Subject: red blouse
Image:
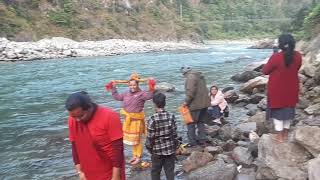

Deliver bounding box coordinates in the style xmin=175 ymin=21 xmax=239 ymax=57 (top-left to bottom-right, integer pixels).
xmin=262 ymin=51 xmax=302 ymax=108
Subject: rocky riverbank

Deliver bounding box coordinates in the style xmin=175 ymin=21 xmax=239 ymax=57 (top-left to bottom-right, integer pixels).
xmin=0 ymin=37 xmax=206 ymax=62
xmin=130 ymin=34 xmax=320 ymax=180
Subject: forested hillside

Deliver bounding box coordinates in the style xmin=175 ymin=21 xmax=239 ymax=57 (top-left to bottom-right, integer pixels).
xmin=0 ymin=0 xmax=318 ymax=41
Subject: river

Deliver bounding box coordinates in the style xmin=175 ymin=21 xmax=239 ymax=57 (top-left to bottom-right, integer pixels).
xmin=0 ymin=43 xmax=271 ymax=179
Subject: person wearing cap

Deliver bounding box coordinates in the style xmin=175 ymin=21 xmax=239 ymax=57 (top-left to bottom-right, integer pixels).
xmin=181 ymin=67 xmax=210 ymax=146
xmin=66 ymin=91 xmax=125 ymax=180
xmin=106 ymin=75 xmax=156 ymax=165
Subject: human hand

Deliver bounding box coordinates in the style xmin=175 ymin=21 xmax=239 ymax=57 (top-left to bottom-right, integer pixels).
xmin=78 ymin=171 xmax=86 ymax=180
xmin=105 ymin=81 xmax=114 ymax=91
xmin=148 ymin=78 xmax=156 ymax=91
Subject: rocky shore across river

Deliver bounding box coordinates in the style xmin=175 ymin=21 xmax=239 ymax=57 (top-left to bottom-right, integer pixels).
xmin=0 ymin=37 xmax=207 ymax=62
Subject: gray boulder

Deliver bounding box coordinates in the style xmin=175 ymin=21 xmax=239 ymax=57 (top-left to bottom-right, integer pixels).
xmin=304 ymin=103 xmax=320 ymax=115
xmin=232 ymin=146 xmax=254 ymax=166
xmin=187 ymin=159 xmax=237 ymax=180
xmin=231 ymin=71 xmax=262 ymax=82
xmin=308 ymin=155 xmax=320 ymax=180
xmin=182 ymin=151 xmax=214 ymax=172
xmin=240 ymin=77 xmax=268 ymax=94
xmin=224 ymin=90 xmax=240 ymax=103
xmin=294 ymin=126 xmax=320 ymax=157
xmin=258 ymin=134 xmax=312 ymax=180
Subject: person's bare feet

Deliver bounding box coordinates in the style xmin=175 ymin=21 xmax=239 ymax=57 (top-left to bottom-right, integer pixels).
xmin=283 ymin=129 xmax=289 ymax=141
xmin=271 ymin=133 xmax=284 ymax=143
xmin=131 ymin=157 xmax=141 ymax=165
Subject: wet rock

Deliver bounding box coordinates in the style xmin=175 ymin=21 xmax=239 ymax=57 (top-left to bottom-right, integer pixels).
xmin=182 ymin=151 xmax=213 ymax=172
xmin=204 ymin=146 xmax=223 ymax=156
xmin=240 ymin=77 xmax=268 ymax=94
xmin=255 ymin=165 xmax=277 ymax=180
xmin=308 ymin=155 xmax=320 ymax=180
xmin=232 ymin=146 xmax=254 ymax=166
xmin=258 ymin=134 xmax=312 ymax=180
xmin=231 ymin=71 xmax=262 ymax=82
xmin=294 ymin=126 xmax=320 ymax=157
xmin=224 ymin=90 xmax=240 ymax=103
xmin=216 ymin=154 xmax=235 ymax=164
xmin=218 ymin=125 xmax=232 ymax=141
xmin=156 ymin=82 xmax=176 ymax=92
xmin=221 ymin=139 xmax=237 ymax=152
xmin=187 ymin=159 xmax=237 ymax=180
xmin=205 ymin=125 xmax=220 ymax=137
xmin=222 ymin=87 xmax=234 ymax=93
xmin=248 ymin=94 xmax=265 ymax=104
xmin=237 ymin=141 xmax=251 ymax=147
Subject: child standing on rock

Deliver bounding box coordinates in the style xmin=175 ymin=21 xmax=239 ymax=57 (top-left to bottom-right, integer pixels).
xmin=146 ymin=92 xmax=179 ymax=180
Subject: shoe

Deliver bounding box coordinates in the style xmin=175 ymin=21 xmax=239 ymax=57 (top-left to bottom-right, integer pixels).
xmin=212 ymin=118 xmax=222 ymax=125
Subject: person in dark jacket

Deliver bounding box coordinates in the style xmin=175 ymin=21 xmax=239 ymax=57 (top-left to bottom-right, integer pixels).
xmin=181 ymin=67 xmax=210 ymax=146
xmin=262 ymin=34 xmax=302 ymax=143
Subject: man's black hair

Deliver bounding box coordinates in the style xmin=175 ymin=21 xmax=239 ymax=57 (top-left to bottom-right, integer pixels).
xmin=65 ymin=91 xmax=93 ymax=111
xmin=153 ymin=92 xmax=166 ymax=108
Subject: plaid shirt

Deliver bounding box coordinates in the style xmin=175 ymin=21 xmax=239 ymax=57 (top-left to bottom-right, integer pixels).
xmin=146 ymin=110 xmax=178 ymax=155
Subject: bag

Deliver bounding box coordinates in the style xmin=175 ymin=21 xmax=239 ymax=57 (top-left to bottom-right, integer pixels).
xmin=178 ymin=105 xmax=194 ymax=124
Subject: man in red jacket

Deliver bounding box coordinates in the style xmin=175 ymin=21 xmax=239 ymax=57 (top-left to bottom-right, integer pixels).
xmin=66 ymin=91 xmax=125 ymax=180
xmin=262 ymin=34 xmax=302 ymax=143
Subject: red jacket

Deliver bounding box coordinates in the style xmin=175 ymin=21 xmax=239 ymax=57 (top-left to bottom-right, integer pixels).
xmin=262 ymin=51 xmax=302 ymax=108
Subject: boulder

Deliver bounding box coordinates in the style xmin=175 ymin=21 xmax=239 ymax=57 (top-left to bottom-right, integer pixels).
xmin=182 ymin=151 xmax=214 ymax=172
xmin=231 ymin=71 xmax=262 ymax=82
xmin=232 ymin=146 xmax=254 ymax=166
xmin=204 ymin=146 xmax=223 ymax=156
xmin=308 ymin=155 xmax=320 ymax=180
xmin=205 ymin=125 xmax=220 ymax=137
xmin=245 ymin=58 xmax=268 ymax=72
xmin=180 ymin=146 xmax=204 ymax=156
xmin=235 ymin=122 xmax=257 ymax=134
xmin=187 ymin=159 xmax=237 ymax=180
xmin=224 ymin=90 xmax=240 ymax=103
xmin=258 ymin=134 xmax=312 ymax=180
xmin=247 ymin=112 xmax=270 ymax=136
xmin=222 ymin=87 xmax=234 ymax=93
xmin=221 ymin=139 xmax=237 ymax=152
xmin=155 ymin=82 xmax=175 ymax=92
xmin=257 ymin=98 xmax=267 ymax=111
xmin=304 ymin=103 xmax=320 ymax=115
xmin=248 ymin=39 xmax=275 ymax=49
xmin=294 ymin=126 xmax=320 ymax=157
xmin=248 ymin=94 xmax=265 ymax=104
xmin=240 ymin=77 xmax=268 ymax=94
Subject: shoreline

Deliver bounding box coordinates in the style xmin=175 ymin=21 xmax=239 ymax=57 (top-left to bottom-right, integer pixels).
xmin=0 ymin=37 xmax=275 ymax=62
xmin=0 ymin=37 xmax=209 ymax=62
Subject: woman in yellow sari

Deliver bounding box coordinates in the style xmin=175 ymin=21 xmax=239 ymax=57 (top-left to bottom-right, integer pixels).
xmin=107 ymin=77 xmax=155 ymax=165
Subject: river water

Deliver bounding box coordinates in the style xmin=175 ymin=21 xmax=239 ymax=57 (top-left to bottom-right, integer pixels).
xmin=0 ymin=43 xmax=271 ymax=179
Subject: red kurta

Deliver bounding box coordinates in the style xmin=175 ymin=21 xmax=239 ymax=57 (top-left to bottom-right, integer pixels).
xmin=69 ymin=105 xmax=125 ymax=180
xmin=262 ymin=51 xmax=302 ymax=108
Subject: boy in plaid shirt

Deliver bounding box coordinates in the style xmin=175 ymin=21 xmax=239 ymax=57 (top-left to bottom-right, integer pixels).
xmin=146 ymin=93 xmax=179 ymax=180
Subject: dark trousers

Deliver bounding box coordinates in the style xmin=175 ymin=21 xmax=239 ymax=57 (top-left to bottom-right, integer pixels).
xmin=208 ymin=105 xmax=223 ymax=119
xmin=187 ymin=108 xmax=207 ymax=145
xmin=151 ymin=154 xmax=175 ymax=180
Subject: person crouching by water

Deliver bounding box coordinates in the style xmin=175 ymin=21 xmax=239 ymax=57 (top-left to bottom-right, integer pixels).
xmin=262 ymin=34 xmax=302 ymax=143
xmin=66 ymin=91 xmax=125 ymax=180
xmin=146 ymin=93 xmax=179 ymax=180
xmin=108 ymin=78 xmax=155 ymax=165
xmin=208 ymin=85 xmax=228 ymax=125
